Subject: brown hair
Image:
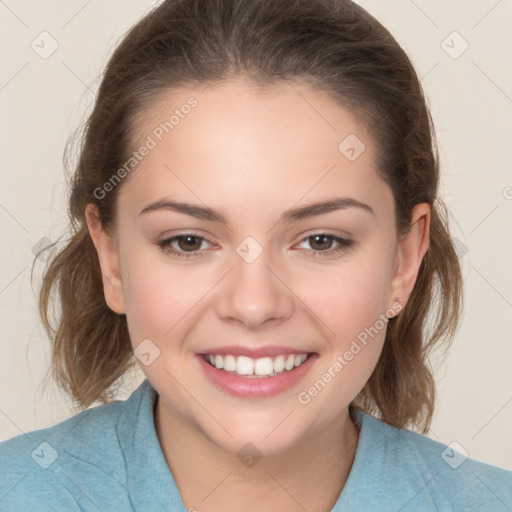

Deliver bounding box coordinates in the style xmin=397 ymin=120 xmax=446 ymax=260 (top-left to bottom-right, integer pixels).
xmin=38 ymin=0 xmax=462 ymax=432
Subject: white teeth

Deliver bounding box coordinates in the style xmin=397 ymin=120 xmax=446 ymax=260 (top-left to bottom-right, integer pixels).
xmin=205 ymin=352 xmax=310 ymax=377
xmin=273 ymin=355 xmax=285 ymax=373
xmin=224 ymin=354 xmax=236 ymax=372
xmin=236 ymin=356 xmax=254 ymax=375
xmin=255 ymin=357 xmax=274 ymax=376
xmin=214 ymin=354 xmax=224 ymax=369
xmin=285 ymin=354 xmax=295 ymax=371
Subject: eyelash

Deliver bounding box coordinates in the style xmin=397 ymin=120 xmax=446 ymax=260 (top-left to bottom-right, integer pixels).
xmin=156 ymin=233 xmax=354 ymax=260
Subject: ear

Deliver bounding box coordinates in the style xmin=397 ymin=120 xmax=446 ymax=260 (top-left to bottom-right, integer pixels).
xmin=389 ymin=203 xmax=431 ymax=308
xmin=85 ymin=203 xmax=126 ymax=314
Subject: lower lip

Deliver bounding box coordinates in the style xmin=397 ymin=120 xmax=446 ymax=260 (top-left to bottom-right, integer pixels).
xmin=196 ymin=354 xmax=318 ymax=399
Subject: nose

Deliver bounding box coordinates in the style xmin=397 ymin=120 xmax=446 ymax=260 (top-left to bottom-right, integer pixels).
xmin=215 ymin=245 xmax=295 ymax=330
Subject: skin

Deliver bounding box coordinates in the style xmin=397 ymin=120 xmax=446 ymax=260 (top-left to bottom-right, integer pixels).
xmin=86 ymin=78 xmax=430 ymax=512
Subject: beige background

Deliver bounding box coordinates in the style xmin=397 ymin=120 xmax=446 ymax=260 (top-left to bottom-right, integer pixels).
xmin=0 ymin=0 xmax=511 ymax=470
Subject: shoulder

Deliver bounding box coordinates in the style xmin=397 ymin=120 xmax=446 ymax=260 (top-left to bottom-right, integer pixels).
xmin=0 ymin=390 xmax=140 ymax=511
xmin=0 ymin=397 xmax=126 ymax=465
xmin=359 ymin=410 xmax=512 ymax=510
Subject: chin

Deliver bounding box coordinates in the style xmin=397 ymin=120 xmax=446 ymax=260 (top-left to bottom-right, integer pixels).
xmin=197 ymin=411 xmax=313 ymax=459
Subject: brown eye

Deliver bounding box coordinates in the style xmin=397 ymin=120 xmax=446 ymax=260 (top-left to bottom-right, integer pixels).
xmin=296 ymin=233 xmax=354 ymax=258
xmin=308 ymin=234 xmax=335 ymax=251
xmin=157 ymin=234 xmax=212 ymax=260
xmin=175 ymin=235 xmax=203 ymax=252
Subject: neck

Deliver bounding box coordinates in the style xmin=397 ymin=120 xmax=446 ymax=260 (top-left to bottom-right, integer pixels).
xmin=154 ymin=399 xmax=360 ymax=512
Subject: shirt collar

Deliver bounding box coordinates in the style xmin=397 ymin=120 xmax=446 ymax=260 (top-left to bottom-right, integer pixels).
xmin=117 ymin=378 xmax=185 ymax=510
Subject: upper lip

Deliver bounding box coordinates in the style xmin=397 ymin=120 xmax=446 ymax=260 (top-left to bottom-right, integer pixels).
xmin=198 ymin=345 xmax=313 ymax=358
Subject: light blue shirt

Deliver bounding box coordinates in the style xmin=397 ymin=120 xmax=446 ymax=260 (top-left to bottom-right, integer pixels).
xmin=0 ymin=379 xmax=510 ymax=511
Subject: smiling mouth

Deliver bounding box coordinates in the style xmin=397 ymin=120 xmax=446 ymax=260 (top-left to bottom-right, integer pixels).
xmin=202 ymin=353 xmax=311 ymax=378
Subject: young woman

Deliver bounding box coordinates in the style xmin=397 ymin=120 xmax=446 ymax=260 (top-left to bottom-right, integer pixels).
xmin=1 ymin=0 xmax=510 ymax=510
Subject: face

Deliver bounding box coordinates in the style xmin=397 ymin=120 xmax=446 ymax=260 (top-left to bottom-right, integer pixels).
xmin=87 ymin=78 xmax=429 ymax=456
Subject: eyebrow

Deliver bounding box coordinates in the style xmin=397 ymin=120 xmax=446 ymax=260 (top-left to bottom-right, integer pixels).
xmin=139 ymin=197 xmax=375 ymax=223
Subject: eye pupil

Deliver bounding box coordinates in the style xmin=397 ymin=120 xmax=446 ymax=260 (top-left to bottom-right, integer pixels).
xmin=310 ymin=235 xmax=332 ymax=251
xmin=178 ymin=235 xmax=202 ymax=251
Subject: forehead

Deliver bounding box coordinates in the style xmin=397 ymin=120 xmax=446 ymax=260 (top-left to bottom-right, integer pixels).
xmin=118 ymin=79 xmax=392 ymax=220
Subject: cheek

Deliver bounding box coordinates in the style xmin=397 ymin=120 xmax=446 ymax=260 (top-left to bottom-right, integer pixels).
xmin=297 ymin=264 xmax=390 ymax=417
xmin=298 ymin=245 xmax=393 ymax=401
xmin=124 ymin=273 xmax=183 ymax=342
xmin=305 ymin=250 xmax=394 ymax=340
xmin=120 ymin=249 xmax=219 ymax=347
